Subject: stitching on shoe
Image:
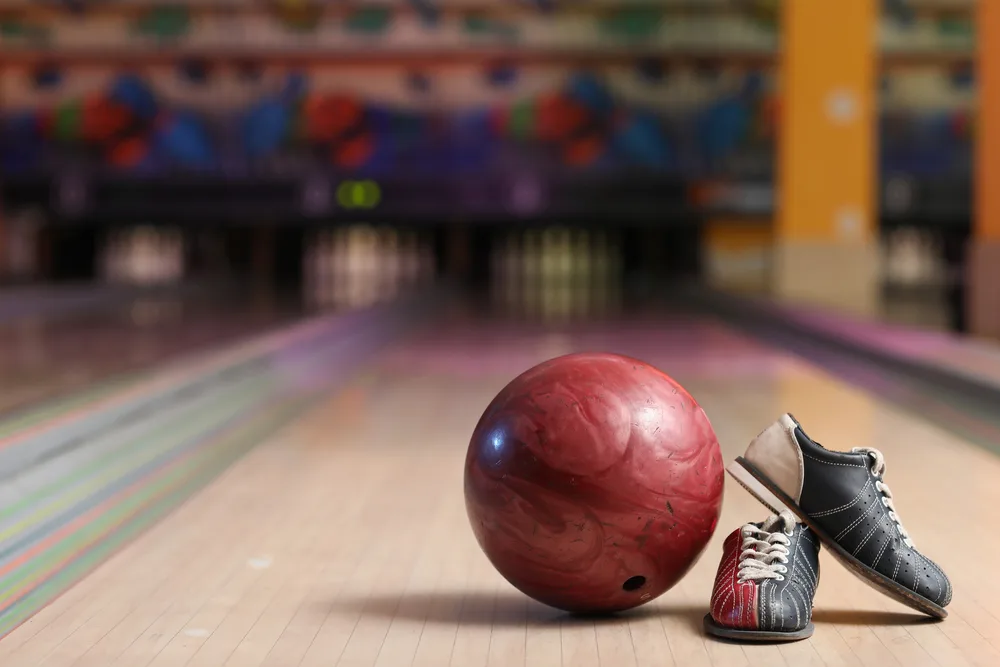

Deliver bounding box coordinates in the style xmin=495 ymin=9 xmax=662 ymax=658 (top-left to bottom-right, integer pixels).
xmin=835 ymin=496 xmax=879 ymax=541
xmin=802 ymin=452 xmax=867 ymax=468
xmin=872 ymin=531 xmax=892 ymax=569
xmin=810 ymin=479 xmax=872 ymax=517
xmin=919 ymin=554 xmax=950 ymax=605
xmin=797 ymin=543 xmax=818 ymax=586
xmin=853 ymin=513 xmax=887 ymax=556
xmin=788 ymin=579 xmax=810 ymax=627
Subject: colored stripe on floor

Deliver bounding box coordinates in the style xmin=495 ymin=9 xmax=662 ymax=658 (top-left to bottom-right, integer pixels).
xmin=0 ymin=302 xmax=426 ymax=641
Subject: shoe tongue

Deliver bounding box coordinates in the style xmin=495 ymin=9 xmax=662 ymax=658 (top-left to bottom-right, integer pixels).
xmin=760 ymin=510 xmax=796 ymax=534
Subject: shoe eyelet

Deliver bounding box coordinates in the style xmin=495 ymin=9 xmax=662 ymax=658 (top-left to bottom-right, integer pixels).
xmin=776 ymin=575 xmax=785 ymax=581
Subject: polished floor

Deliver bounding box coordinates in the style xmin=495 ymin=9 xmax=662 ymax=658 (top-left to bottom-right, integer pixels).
xmin=0 ymin=288 xmax=299 ymax=415
xmin=1 ymin=315 xmax=998 ymax=667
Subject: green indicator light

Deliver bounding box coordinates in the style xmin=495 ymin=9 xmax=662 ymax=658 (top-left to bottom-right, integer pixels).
xmin=336 ymin=180 xmax=382 ymax=209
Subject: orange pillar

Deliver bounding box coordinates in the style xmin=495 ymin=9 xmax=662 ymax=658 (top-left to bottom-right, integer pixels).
xmin=773 ymin=0 xmax=879 ymax=315
xmin=969 ymin=0 xmax=1000 ymax=337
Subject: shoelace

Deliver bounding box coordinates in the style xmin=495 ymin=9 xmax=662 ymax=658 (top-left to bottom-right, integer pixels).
xmin=852 ymin=447 xmax=914 ymax=549
xmin=737 ymin=510 xmax=796 ymax=583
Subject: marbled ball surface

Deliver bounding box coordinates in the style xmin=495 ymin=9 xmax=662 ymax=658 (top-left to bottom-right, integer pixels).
xmin=464 ymin=352 xmax=725 ymax=613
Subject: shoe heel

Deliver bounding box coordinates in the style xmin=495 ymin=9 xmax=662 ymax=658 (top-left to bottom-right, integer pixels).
xmin=727 ymin=460 xmax=793 ymax=515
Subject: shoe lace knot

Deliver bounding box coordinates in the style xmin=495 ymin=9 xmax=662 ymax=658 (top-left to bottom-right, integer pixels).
xmin=737 ymin=510 xmax=796 ymax=583
xmin=852 ymin=447 xmax=914 ymax=549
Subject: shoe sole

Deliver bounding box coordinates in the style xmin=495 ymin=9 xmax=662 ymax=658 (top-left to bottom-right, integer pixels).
xmin=703 ymin=614 xmax=814 ymax=642
xmin=727 ymin=457 xmax=948 ymax=620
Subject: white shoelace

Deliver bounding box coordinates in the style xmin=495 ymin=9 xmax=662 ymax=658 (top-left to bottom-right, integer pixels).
xmin=852 ymin=447 xmax=914 ymax=549
xmin=737 ymin=510 xmax=796 ymax=583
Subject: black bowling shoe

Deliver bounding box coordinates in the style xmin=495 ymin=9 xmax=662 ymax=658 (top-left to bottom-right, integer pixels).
xmin=728 ymin=414 xmax=951 ymax=619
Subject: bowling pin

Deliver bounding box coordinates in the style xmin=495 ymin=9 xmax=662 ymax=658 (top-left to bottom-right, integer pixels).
xmin=131 ymin=227 xmax=144 ymax=284
xmin=162 ymin=229 xmax=174 ymax=282
xmin=384 ymin=227 xmax=398 ymax=301
xmin=332 ymin=229 xmax=349 ymax=308
xmin=523 ymin=231 xmax=536 ymax=320
xmin=504 ymin=232 xmax=521 ymax=315
xmin=364 ymin=226 xmax=380 ymax=305
xmin=608 ymin=234 xmax=623 ymax=313
xmin=399 ymin=232 xmax=417 ymax=291
xmin=140 ymin=227 xmax=157 ymax=284
xmin=129 ymin=227 xmax=141 ymax=284
xmin=896 ymin=229 xmax=921 ymax=287
xmin=170 ymin=229 xmax=184 ymax=282
xmin=349 ymin=225 xmax=364 ymax=307
xmin=345 ymin=226 xmax=363 ymax=307
xmin=539 ymin=228 xmax=554 ymax=321
xmin=371 ymin=227 xmax=386 ymax=303
xmin=592 ymin=231 xmax=609 ymax=315
xmin=573 ymin=230 xmax=592 ymax=319
xmin=153 ymin=228 xmax=167 ymax=283
xmin=554 ymin=228 xmax=572 ymax=321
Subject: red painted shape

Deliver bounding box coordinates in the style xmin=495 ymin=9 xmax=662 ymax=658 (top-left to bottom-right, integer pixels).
xmin=710 ymin=528 xmax=760 ymax=629
xmin=464 ymin=352 xmax=725 ymax=613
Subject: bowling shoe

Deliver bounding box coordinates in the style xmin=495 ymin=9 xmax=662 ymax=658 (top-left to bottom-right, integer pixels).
xmin=729 ymin=414 xmax=951 ymax=619
xmin=704 ymin=510 xmax=820 ymax=642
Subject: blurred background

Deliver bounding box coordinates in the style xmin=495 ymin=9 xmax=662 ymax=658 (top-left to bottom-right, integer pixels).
xmin=0 ymin=0 xmax=987 ymax=332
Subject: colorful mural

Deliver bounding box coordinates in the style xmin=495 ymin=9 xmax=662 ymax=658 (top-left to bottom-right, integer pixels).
xmin=0 ymin=0 xmax=975 ymax=183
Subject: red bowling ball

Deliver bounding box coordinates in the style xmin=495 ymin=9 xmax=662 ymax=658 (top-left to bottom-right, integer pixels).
xmin=464 ymin=352 xmax=724 ymax=613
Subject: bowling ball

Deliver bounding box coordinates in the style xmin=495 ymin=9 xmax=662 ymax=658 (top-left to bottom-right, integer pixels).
xmin=464 ymin=353 xmax=724 ymax=614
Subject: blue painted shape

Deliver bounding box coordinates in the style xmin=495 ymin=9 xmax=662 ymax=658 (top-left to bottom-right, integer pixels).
xmin=155 ymin=112 xmax=215 ymax=169
xmin=242 ymin=99 xmax=291 ymax=158
xmin=109 ymin=74 xmax=158 ymax=121
xmin=567 ymin=72 xmax=615 ymax=116
xmin=699 ymin=98 xmax=751 ymax=161
xmin=614 ymin=112 xmax=672 ymax=169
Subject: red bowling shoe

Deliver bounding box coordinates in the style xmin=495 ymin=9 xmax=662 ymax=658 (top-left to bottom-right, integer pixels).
xmin=705 ymin=511 xmax=820 ymax=642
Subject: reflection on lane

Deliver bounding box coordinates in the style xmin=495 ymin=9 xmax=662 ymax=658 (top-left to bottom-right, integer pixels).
xmin=0 ymin=287 xmax=305 ymax=416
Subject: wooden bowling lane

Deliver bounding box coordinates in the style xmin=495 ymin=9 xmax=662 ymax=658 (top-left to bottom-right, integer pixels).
xmin=0 ymin=288 xmax=301 ymax=416
xmin=2 ymin=317 xmax=998 ymax=667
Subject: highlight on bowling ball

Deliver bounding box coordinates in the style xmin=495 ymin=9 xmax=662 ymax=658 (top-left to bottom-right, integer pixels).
xmin=464 ymin=352 xmax=724 ymax=614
